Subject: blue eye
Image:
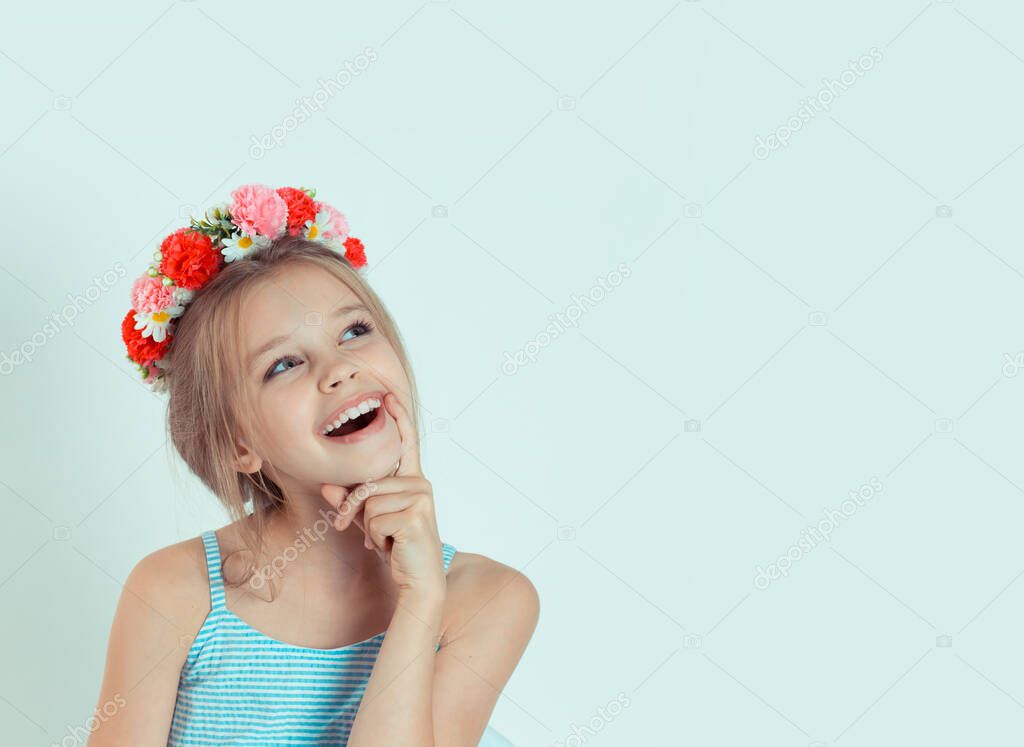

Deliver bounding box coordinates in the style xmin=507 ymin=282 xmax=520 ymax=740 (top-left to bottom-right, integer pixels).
xmin=341 ymin=320 xmax=374 ymax=342
xmin=264 ymin=318 xmax=375 ymax=380
xmin=266 ymin=358 xmax=296 ymax=378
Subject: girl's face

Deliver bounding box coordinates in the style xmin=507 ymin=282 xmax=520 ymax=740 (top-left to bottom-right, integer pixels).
xmin=236 ymin=262 xmax=409 ymax=491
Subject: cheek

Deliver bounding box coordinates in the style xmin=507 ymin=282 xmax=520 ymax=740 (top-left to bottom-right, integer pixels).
xmin=259 ymin=387 xmax=311 ymax=438
xmin=373 ymin=352 xmax=409 ymax=391
xmin=359 ymin=341 xmax=407 ymax=384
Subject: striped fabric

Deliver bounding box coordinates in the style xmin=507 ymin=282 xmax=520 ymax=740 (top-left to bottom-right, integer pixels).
xmin=167 ymin=529 xmax=458 ymax=746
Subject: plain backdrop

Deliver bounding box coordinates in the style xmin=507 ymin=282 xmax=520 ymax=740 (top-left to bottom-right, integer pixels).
xmin=2 ymin=1 xmax=1024 ymax=745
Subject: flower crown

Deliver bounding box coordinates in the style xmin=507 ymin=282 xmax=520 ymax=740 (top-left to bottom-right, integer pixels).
xmin=121 ymin=183 xmax=368 ymax=392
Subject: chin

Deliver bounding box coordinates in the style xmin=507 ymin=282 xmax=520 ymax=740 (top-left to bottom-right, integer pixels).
xmin=324 ymin=437 xmax=402 ymax=484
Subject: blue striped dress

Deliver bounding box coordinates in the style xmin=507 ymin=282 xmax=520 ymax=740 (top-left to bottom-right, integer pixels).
xmin=167 ymin=529 xmax=462 ymax=746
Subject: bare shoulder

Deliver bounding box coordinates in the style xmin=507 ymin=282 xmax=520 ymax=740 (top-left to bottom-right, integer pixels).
xmin=431 ymin=548 xmax=540 ymax=744
xmin=441 ymin=549 xmax=540 ymax=646
xmin=123 ymin=532 xmax=214 ymax=637
xmin=88 ymin=531 xmax=217 ymax=744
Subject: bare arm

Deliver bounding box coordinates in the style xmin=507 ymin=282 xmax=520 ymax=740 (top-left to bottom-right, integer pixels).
xmin=346 ymin=588 xmax=446 ymax=747
xmin=432 ymin=557 xmax=540 ymax=746
xmin=88 ymin=543 xmax=206 ymax=745
xmin=346 ymin=553 xmax=539 ymax=747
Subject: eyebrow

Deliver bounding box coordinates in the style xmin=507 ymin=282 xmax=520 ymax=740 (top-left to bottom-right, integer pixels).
xmin=248 ymin=303 xmax=370 ymax=372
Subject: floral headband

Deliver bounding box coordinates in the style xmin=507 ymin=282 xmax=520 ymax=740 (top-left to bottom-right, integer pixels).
xmin=121 ymin=184 xmax=368 ymax=392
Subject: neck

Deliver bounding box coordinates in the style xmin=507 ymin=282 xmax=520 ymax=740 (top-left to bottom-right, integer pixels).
xmin=246 ymin=491 xmax=388 ymax=591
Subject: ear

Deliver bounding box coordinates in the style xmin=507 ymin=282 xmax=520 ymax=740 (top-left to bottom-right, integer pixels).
xmin=232 ymin=438 xmax=263 ymax=474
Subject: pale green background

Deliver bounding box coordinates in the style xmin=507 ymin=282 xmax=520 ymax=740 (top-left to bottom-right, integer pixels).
xmin=2 ymin=1 xmax=1023 ymax=745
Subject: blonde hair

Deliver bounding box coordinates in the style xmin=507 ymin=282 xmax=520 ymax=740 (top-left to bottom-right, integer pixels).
xmin=161 ymin=234 xmax=419 ymax=591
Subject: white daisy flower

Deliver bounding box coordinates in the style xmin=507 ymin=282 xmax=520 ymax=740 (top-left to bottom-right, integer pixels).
xmin=320 ymin=236 xmax=346 ymax=254
xmin=304 ymin=210 xmax=332 ymax=242
xmin=133 ymin=305 xmax=183 ymax=343
xmin=221 ymin=232 xmax=271 ymax=263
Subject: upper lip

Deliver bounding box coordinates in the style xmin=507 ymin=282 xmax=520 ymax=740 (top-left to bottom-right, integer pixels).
xmin=318 ymin=390 xmax=386 ymax=435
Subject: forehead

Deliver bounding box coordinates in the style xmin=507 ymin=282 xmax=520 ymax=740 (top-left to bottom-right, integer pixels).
xmin=239 ymin=262 xmax=364 ymax=352
xmin=242 ymin=264 xmax=359 ymax=333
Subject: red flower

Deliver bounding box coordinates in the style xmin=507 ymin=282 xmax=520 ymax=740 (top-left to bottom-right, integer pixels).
xmin=343 ymin=237 xmax=367 ymax=268
xmin=277 ymin=187 xmax=317 ymax=236
xmin=159 ymin=228 xmax=221 ymax=290
xmin=121 ymin=309 xmax=171 ymax=366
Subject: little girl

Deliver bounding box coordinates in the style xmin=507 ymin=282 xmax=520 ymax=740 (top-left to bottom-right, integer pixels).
xmin=91 ymin=184 xmax=539 ymax=746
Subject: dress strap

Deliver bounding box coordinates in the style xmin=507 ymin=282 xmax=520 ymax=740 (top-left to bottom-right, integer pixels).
xmin=199 ymin=530 xmax=226 ymax=611
xmin=441 ymin=542 xmax=457 ymax=574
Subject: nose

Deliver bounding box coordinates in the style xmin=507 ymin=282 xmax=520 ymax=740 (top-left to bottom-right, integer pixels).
xmin=319 ymin=352 xmax=360 ymax=393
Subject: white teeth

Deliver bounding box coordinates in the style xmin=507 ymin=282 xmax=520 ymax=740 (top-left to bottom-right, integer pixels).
xmin=322 ymin=398 xmax=382 ymax=435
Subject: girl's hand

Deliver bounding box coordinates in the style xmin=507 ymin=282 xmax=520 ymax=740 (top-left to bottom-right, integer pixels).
xmin=320 ymin=392 xmax=445 ymax=599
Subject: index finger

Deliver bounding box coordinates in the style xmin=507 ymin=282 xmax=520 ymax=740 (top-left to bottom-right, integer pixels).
xmin=384 ymin=391 xmax=421 ymax=477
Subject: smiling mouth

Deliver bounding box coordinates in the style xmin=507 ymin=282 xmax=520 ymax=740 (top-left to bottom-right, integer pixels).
xmin=324 ymin=406 xmax=382 ymax=438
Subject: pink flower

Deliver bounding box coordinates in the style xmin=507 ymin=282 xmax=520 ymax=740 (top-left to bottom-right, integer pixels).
xmin=131 ymin=275 xmax=177 ymax=313
xmin=229 ymin=184 xmax=288 ymax=239
xmin=142 ymin=364 xmax=161 ymax=385
xmin=315 ymin=201 xmax=350 ymax=241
